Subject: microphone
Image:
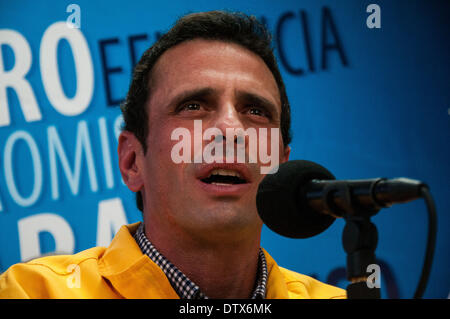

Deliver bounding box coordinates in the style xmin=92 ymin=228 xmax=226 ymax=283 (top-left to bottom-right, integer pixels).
xmin=256 ymin=160 xmax=426 ymax=239
xmin=257 ymin=160 xmax=437 ymax=299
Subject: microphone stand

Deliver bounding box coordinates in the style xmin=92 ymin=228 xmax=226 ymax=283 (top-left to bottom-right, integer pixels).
xmin=322 ymin=181 xmax=381 ymax=299
xmin=343 ymin=215 xmax=380 ymax=299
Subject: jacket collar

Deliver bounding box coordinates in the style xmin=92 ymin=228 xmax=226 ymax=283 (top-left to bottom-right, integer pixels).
xmin=98 ymin=223 xmax=179 ymax=298
xmin=263 ymin=248 xmax=290 ymax=298
xmin=98 ymin=223 xmax=290 ymax=299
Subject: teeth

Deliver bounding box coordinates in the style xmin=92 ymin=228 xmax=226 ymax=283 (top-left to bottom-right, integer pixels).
xmin=208 ymin=169 xmax=242 ymax=178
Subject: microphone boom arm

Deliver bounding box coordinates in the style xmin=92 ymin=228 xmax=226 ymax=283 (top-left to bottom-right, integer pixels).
xmin=305 ymin=178 xmax=426 ymax=218
xmin=304 ymin=178 xmax=435 ymax=299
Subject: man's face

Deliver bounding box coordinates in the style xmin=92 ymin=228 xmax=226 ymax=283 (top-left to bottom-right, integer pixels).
xmin=127 ymin=39 xmax=289 ymax=243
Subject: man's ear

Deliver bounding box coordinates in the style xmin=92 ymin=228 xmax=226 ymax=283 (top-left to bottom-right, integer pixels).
xmin=118 ymin=131 xmax=144 ymax=192
xmin=281 ymin=145 xmax=291 ymax=164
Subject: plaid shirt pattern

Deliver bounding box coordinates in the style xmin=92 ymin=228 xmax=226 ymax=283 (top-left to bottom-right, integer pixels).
xmin=133 ymin=223 xmax=267 ymax=299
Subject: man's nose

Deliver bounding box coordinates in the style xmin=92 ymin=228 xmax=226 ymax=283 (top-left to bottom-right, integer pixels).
xmin=206 ymin=101 xmax=248 ymax=163
xmin=212 ymin=102 xmax=244 ymax=140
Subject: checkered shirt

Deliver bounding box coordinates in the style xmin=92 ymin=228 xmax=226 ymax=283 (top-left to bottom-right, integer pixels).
xmin=133 ymin=223 xmax=267 ymax=299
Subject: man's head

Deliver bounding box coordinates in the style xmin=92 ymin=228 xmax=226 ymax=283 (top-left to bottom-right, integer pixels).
xmin=118 ymin=11 xmax=291 ymax=244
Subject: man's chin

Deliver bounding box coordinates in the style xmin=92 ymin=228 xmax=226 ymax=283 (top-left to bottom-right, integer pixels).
xmin=178 ymin=206 xmax=262 ymax=241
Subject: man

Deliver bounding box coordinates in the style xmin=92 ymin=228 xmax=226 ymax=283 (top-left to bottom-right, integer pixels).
xmin=0 ymin=11 xmax=345 ymax=299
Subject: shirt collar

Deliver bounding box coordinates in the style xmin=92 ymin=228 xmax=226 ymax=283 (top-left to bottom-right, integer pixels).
xmin=134 ymin=223 xmax=267 ymax=299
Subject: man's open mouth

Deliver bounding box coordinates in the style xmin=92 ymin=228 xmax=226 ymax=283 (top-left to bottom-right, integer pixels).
xmin=201 ymin=169 xmax=247 ymax=185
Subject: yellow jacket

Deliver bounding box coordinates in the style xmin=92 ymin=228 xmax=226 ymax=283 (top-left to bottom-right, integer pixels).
xmin=0 ymin=223 xmax=346 ymax=299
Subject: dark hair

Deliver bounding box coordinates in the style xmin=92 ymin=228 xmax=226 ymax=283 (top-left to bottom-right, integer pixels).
xmin=120 ymin=10 xmax=292 ymax=212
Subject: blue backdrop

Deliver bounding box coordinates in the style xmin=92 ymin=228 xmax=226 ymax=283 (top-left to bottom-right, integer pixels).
xmin=0 ymin=0 xmax=448 ymax=298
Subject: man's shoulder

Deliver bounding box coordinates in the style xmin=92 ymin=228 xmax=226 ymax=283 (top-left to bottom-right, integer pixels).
xmin=17 ymin=246 xmax=106 ymax=274
xmin=0 ymin=246 xmax=107 ymax=298
xmin=278 ymin=266 xmax=346 ymax=299
xmin=0 ymin=223 xmax=143 ymax=298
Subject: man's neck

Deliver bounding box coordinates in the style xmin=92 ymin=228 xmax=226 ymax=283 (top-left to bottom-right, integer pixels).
xmin=144 ymin=220 xmax=262 ymax=299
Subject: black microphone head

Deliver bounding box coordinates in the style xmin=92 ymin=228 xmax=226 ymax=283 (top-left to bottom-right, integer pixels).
xmin=257 ymin=160 xmax=336 ymax=239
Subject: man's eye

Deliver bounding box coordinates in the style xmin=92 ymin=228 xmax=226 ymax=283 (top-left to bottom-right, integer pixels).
xmin=180 ymin=103 xmax=201 ymax=111
xmin=248 ymin=107 xmax=267 ymax=117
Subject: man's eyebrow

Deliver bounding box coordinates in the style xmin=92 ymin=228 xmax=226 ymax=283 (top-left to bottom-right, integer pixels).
xmin=169 ymin=87 xmax=216 ymax=107
xmin=167 ymin=87 xmax=280 ymax=117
